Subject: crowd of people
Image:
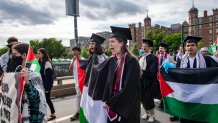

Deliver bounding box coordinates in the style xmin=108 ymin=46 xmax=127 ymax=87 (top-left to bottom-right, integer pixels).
xmin=0 ymin=25 xmax=218 ymax=123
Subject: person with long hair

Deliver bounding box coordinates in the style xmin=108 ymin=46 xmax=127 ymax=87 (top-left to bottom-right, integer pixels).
xmin=37 ymin=48 xmax=56 ymax=121
xmin=89 ymin=26 xmax=141 ymax=123
xmin=1 ymin=43 xmax=47 ymax=122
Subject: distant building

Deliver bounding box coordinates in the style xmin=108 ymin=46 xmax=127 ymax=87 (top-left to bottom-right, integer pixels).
xmin=70 ymin=31 xmax=112 ymax=49
xmin=129 ymin=3 xmax=218 ymax=47
xmin=96 ymin=31 xmax=112 ymax=48
xmin=129 ymin=13 xmax=184 ymax=48
xmin=70 ymin=36 xmax=90 ymax=49
xmin=187 ymin=3 xmax=218 ymax=46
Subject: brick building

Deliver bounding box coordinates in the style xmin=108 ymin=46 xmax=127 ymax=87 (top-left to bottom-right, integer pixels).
xmin=129 ymin=4 xmax=218 ymax=48
xmin=188 ymin=4 xmax=218 ymax=46
xmin=129 ymin=14 xmax=183 ymax=48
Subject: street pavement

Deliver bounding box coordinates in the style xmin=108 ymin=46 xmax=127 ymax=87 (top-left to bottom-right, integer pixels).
xmin=47 ymin=96 xmax=179 ymax=123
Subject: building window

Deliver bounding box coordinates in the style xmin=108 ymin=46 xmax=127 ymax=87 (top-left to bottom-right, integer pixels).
xmin=209 ymin=35 xmax=213 ymax=40
xmin=199 ymin=30 xmax=202 ymax=35
xmin=199 ymin=18 xmax=202 ymax=23
xmin=199 ymin=25 xmax=202 ymax=28
xmin=216 ymin=22 xmax=218 ymax=27
xmin=209 ymin=40 xmax=213 ymax=45
xmin=216 ymin=15 xmax=218 ymax=21
xmin=216 ymin=28 xmax=218 ymax=33
xmin=209 ymin=29 xmax=212 ymax=34
xmin=209 ymin=17 xmax=213 ymax=22
xmin=210 ymin=23 xmax=212 ymax=27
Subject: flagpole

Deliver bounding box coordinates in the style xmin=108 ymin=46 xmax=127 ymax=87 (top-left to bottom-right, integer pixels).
xmin=24 ymin=45 xmax=31 ymax=68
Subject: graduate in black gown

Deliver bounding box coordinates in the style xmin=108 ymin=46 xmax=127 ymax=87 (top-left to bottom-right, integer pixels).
xmin=92 ymin=26 xmax=141 ymax=123
xmin=80 ymin=33 xmax=107 ymax=85
xmin=179 ymin=36 xmax=218 ymax=123
xmin=139 ymin=39 xmax=158 ymax=122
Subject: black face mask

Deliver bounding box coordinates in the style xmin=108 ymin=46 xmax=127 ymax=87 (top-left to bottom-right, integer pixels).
xmin=12 ymin=55 xmax=23 ymax=66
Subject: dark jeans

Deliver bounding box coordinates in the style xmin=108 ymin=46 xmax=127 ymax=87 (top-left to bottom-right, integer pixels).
xmin=45 ymin=91 xmax=55 ymax=114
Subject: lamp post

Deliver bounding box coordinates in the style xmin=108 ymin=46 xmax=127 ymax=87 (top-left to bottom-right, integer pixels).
xmin=65 ymin=0 xmax=80 ymax=47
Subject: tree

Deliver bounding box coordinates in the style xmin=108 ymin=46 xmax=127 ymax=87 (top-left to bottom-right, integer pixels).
xmin=131 ymin=43 xmax=139 ymax=57
xmin=0 ymin=47 xmax=9 ymax=56
xmin=30 ymin=38 xmax=66 ymax=59
xmin=163 ymin=33 xmax=181 ymax=51
xmin=81 ymin=48 xmax=89 ymax=59
xmin=146 ymin=29 xmax=167 ymax=51
xmin=104 ymin=48 xmax=112 ymax=57
xmin=29 ymin=40 xmax=42 ymax=53
xmin=197 ymin=40 xmax=206 ymax=50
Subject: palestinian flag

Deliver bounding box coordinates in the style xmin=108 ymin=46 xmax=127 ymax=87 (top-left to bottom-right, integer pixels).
xmin=209 ymin=39 xmax=218 ymax=54
xmin=80 ymin=58 xmax=109 ymax=123
xmin=158 ymin=68 xmax=218 ymax=123
xmin=25 ymin=47 xmax=40 ymax=72
xmin=75 ymin=59 xmax=86 ymax=93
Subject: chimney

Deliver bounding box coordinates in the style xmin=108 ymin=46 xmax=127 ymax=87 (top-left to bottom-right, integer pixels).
xmin=204 ymin=10 xmax=207 ymax=17
xmin=139 ymin=22 xmax=141 ymax=27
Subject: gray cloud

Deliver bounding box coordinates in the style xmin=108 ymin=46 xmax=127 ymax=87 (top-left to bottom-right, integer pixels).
xmin=0 ymin=0 xmax=59 ymax=25
xmin=80 ymin=0 xmax=144 ymax=20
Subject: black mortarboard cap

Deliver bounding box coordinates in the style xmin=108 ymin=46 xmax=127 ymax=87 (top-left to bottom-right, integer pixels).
xmin=183 ymin=36 xmax=202 ymax=44
xmin=110 ymin=26 xmax=132 ymax=44
xmin=143 ymin=39 xmax=153 ymax=47
xmin=90 ymin=33 xmax=105 ymax=44
xmin=158 ymin=43 xmax=168 ymax=48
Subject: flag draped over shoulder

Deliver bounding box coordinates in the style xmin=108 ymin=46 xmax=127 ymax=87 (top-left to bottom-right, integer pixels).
xmin=209 ymin=39 xmax=218 ymax=54
xmin=80 ymin=58 xmax=110 ymax=123
xmin=158 ymin=68 xmax=218 ymax=123
xmin=26 ymin=47 xmax=40 ymax=72
xmin=75 ymin=59 xmax=86 ymax=93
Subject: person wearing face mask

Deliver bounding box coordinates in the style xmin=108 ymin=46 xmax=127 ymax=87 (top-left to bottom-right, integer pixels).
xmin=88 ymin=26 xmax=141 ymax=123
xmin=0 ymin=43 xmax=47 ymax=123
xmin=0 ymin=37 xmax=19 ymax=73
xmin=139 ymin=39 xmax=158 ymax=122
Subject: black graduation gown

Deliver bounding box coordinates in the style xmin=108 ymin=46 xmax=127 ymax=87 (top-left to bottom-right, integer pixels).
xmin=140 ymin=54 xmax=158 ymax=110
xmin=82 ymin=54 xmax=99 ymax=86
xmin=90 ymin=54 xmax=141 ymax=123
xmin=180 ymin=56 xmax=218 ymax=123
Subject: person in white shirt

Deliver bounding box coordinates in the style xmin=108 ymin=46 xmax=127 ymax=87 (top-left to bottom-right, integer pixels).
xmin=69 ymin=46 xmax=84 ymax=121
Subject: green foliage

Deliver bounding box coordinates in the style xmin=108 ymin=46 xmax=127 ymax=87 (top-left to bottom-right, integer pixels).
xmin=197 ymin=40 xmax=206 ymax=50
xmin=0 ymin=47 xmax=9 ymax=56
xmin=131 ymin=43 xmax=139 ymax=57
xmin=81 ymin=48 xmax=89 ymax=59
xmin=163 ymin=33 xmax=181 ymax=51
xmin=146 ymin=29 xmax=167 ymax=51
xmin=29 ymin=38 xmax=66 ymax=59
xmin=104 ymin=48 xmax=112 ymax=57
xmin=146 ymin=29 xmax=182 ymax=52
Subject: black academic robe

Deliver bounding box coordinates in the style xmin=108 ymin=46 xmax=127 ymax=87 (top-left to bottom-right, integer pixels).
xmin=180 ymin=56 xmax=218 ymax=123
xmin=140 ymin=54 xmax=158 ymax=110
xmin=82 ymin=54 xmax=99 ymax=86
xmin=90 ymin=54 xmax=141 ymax=123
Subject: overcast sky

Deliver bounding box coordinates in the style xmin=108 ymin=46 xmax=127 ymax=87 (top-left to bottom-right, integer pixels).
xmin=0 ymin=0 xmax=218 ymax=48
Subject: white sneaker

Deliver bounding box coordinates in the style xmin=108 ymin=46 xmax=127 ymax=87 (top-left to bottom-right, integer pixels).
xmin=142 ymin=114 xmax=148 ymax=120
xmin=147 ymin=115 xmax=155 ymax=122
